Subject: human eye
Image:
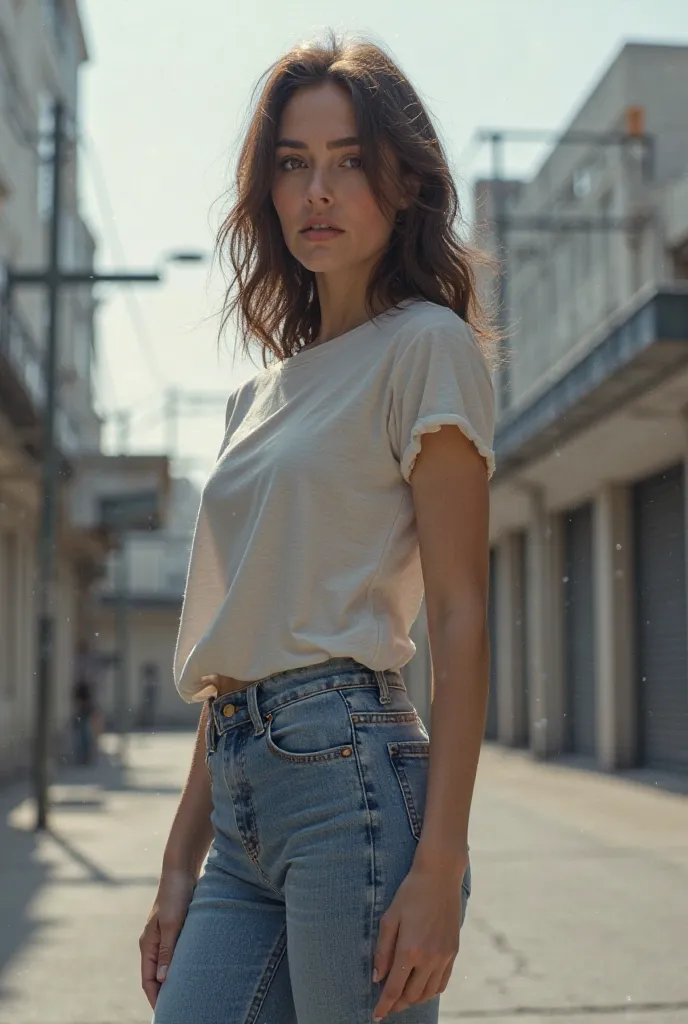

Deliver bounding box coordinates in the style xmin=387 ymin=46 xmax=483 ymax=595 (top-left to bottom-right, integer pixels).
xmin=278 ymin=155 xmax=305 ymax=172
xmin=341 ymin=154 xmax=363 ymax=169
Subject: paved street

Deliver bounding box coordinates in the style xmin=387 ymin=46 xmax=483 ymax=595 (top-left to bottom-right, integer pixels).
xmin=1 ymin=732 xmax=686 ymax=1023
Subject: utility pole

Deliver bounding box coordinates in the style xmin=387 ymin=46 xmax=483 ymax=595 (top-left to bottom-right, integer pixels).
xmin=33 ymin=99 xmax=65 ymax=830
xmin=114 ymin=526 xmax=130 ymax=762
xmin=4 ymin=97 xmax=204 ymax=830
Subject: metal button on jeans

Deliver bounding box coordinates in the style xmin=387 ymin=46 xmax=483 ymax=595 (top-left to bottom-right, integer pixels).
xmin=222 ymin=704 xmax=237 ymax=718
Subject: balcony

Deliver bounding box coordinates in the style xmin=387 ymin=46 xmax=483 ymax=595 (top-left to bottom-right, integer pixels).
xmin=96 ymin=533 xmax=191 ymax=608
xmin=0 ymin=300 xmax=82 ymax=460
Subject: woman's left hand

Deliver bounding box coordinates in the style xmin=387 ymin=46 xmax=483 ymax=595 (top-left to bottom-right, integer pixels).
xmin=371 ymin=857 xmax=466 ymax=1020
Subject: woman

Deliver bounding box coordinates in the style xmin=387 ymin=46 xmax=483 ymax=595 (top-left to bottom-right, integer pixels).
xmin=140 ymin=33 xmax=497 ymax=1024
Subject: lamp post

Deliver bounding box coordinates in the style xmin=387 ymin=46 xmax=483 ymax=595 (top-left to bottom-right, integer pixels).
xmin=2 ymin=98 xmax=207 ymax=830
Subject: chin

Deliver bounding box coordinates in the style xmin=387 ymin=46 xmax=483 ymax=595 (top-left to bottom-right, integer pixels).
xmin=295 ymin=252 xmax=346 ymax=274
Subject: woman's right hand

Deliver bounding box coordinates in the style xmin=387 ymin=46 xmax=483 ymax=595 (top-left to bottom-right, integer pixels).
xmin=139 ymin=867 xmax=197 ymax=1010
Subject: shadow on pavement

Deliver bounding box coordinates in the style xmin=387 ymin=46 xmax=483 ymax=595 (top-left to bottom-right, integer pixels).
xmin=0 ymin=792 xmax=46 ymax=1005
xmin=0 ymin=731 xmax=183 ymax=1003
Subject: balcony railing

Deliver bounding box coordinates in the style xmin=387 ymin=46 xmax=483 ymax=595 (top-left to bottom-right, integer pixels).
xmin=98 ymin=534 xmax=192 ymax=602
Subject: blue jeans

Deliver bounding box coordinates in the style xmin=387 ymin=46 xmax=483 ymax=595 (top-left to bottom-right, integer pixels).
xmin=152 ymin=657 xmax=471 ymax=1023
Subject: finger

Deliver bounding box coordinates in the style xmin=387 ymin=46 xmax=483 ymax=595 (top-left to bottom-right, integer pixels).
xmin=140 ymin=925 xmax=162 ymax=1009
xmin=416 ymin=962 xmax=449 ymax=1004
xmin=142 ymin=977 xmax=161 ymax=1012
xmin=372 ymin=959 xmax=415 ymax=1021
xmin=372 ymin=912 xmax=399 ymax=984
xmin=395 ymin=961 xmax=436 ymax=1008
xmin=437 ymin=957 xmax=455 ymax=994
xmin=156 ymin=918 xmax=182 ymax=983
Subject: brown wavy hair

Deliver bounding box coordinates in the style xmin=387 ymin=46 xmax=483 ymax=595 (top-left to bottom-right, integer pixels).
xmin=215 ymin=33 xmax=497 ymax=368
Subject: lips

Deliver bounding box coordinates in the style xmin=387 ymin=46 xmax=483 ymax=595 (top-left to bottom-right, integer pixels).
xmin=300 ymin=224 xmax=344 ymax=243
xmin=299 ymin=218 xmax=344 ymax=242
xmin=300 ymin=219 xmax=343 ymax=233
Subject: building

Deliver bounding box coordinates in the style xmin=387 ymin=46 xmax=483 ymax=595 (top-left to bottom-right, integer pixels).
xmin=477 ymin=42 xmax=688 ymax=773
xmin=93 ymin=476 xmax=201 ymax=730
xmin=0 ymin=2 xmax=169 ymax=781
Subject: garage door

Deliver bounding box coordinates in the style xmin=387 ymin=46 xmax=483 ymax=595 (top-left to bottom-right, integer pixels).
xmin=634 ymin=465 xmax=688 ymax=771
xmin=485 ymin=548 xmax=498 ymax=740
xmin=563 ymin=504 xmax=596 ymax=756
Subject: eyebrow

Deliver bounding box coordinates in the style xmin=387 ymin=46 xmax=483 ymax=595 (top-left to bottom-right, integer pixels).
xmin=275 ymin=136 xmax=360 ymax=151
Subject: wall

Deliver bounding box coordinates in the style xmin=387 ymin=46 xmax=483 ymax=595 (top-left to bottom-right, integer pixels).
xmin=0 ymin=493 xmax=81 ymax=781
xmin=93 ymin=605 xmax=198 ymax=730
xmin=479 ymin=44 xmax=688 ymax=417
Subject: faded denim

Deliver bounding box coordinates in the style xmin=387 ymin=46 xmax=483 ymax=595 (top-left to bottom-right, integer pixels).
xmin=152 ymin=657 xmax=471 ymax=1024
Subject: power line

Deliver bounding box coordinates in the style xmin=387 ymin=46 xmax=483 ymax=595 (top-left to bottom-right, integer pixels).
xmin=76 ymin=133 xmax=167 ymax=386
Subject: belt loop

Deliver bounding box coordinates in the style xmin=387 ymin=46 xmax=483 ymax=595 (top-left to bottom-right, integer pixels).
xmin=205 ymin=697 xmax=217 ymax=754
xmin=374 ymin=670 xmax=392 ymax=705
xmin=247 ymin=683 xmax=266 ymax=735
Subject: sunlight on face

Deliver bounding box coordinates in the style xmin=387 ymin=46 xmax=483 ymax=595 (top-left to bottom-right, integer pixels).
xmin=271 ymin=82 xmax=397 ymax=282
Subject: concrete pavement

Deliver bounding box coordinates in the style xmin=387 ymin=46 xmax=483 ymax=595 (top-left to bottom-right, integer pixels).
xmin=1 ymin=732 xmax=686 ymax=1023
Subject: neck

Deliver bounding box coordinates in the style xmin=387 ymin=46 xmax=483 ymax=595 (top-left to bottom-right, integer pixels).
xmin=315 ymin=263 xmax=388 ymax=343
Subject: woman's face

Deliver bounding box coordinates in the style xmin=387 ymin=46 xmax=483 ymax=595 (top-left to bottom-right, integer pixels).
xmin=271 ymin=82 xmax=398 ymax=280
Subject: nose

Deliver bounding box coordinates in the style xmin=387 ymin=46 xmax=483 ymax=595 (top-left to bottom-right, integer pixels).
xmin=305 ymin=166 xmax=334 ymax=206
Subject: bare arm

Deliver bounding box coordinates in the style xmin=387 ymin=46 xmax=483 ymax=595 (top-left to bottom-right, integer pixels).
xmin=409 ymin=424 xmax=491 ymax=876
xmin=161 ymin=701 xmax=215 ymax=880
xmin=140 ymin=702 xmax=215 ymax=1008
xmin=370 ymin=425 xmax=491 ymax=1020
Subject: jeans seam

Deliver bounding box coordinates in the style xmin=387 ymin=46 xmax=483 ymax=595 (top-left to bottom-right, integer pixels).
xmin=223 ymin=732 xmax=283 ymax=898
xmin=343 ymin=703 xmax=381 ymax=1018
xmin=246 ymin=923 xmax=289 ymax=1024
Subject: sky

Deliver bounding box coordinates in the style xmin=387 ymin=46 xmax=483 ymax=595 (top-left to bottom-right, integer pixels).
xmin=78 ymin=0 xmax=688 ymax=484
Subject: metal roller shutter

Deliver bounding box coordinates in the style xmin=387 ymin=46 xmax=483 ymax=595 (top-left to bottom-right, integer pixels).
xmin=634 ymin=465 xmax=688 ymax=771
xmin=563 ymin=504 xmax=596 ymax=756
xmin=485 ymin=548 xmax=498 ymax=740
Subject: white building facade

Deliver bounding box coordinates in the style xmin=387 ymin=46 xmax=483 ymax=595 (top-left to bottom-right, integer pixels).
xmin=478 ymin=43 xmax=688 ymax=773
xmin=0 ymin=2 xmax=169 ymax=780
xmin=93 ymin=476 xmax=201 ymax=730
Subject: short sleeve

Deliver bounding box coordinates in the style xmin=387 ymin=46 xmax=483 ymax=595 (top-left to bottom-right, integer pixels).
xmin=388 ymin=319 xmax=496 ymax=482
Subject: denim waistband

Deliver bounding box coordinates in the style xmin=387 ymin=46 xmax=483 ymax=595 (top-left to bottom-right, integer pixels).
xmin=205 ymin=657 xmax=405 ymax=749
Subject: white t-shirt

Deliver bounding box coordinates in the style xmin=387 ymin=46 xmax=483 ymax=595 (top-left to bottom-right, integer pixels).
xmin=174 ymin=299 xmax=496 ymax=703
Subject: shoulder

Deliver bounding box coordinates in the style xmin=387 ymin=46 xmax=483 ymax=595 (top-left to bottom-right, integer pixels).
xmin=389 ymin=302 xmax=493 ymax=380
xmin=223 ymin=371 xmax=265 ymax=424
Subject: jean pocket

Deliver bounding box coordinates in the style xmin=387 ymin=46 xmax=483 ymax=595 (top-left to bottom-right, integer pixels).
xmin=263 ymin=690 xmax=355 ymax=764
xmin=387 ymin=739 xmax=430 ymax=841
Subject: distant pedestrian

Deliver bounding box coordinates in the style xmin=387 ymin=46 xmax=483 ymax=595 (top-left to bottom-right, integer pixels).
xmin=141 ymin=32 xmax=497 ymax=1024
xmin=72 ymin=641 xmax=96 ymax=765
xmin=140 ymin=663 xmax=160 ymax=729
